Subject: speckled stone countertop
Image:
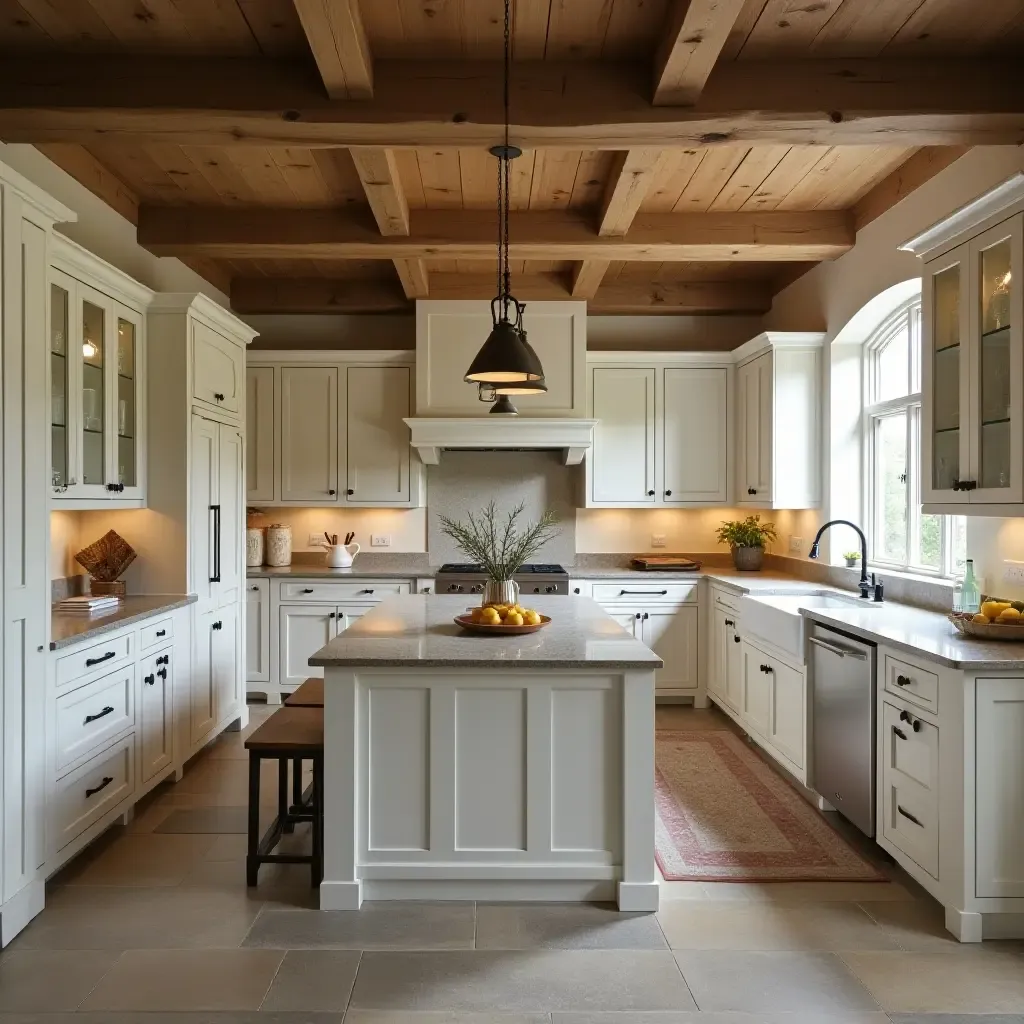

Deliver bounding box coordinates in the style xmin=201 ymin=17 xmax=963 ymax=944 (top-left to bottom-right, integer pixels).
xmin=248 ymin=553 xmax=434 ymax=579
xmin=51 ymin=595 xmax=196 ymax=651
xmin=309 ymin=594 xmax=663 ymax=671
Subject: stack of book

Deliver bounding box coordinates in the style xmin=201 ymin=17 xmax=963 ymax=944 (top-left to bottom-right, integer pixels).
xmin=56 ymin=594 xmax=122 ymax=615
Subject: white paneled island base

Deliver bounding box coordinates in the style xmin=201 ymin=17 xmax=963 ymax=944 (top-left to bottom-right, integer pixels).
xmin=310 ymin=595 xmax=663 ymax=911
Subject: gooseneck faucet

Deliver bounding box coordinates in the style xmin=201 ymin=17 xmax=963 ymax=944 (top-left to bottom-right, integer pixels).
xmin=808 ymin=519 xmax=874 ymax=600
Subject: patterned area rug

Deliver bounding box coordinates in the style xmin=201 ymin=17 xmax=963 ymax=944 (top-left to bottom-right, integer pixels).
xmin=655 ymin=729 xmax=885 ymax=882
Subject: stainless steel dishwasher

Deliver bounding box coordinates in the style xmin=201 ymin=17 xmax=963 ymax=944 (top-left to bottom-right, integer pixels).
xmin=809 ymin=623 xmax=877 ymax=837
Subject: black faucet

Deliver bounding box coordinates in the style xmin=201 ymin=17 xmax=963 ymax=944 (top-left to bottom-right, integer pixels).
xmin=808 ymin=519 xmax=876 ymax=600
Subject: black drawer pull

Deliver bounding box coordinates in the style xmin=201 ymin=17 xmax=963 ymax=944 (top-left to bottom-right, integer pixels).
xmin=85 ymin=776 xmax=114 ymax=799
xmin=302 ymin=588 xmax=314 ymax=594
xmin=84 ymin=705 xmax=115 ymax=724
xmin=156 ymin=629 xmax=166 ymax=637
xmin=85 ymin=651 xmax=116 ymax=667
xmin=157 ymin=655 xmax=169 ymax=666
xmin=158 ymin=667 xmax=167 ymax=680
xmin=734 ymin=634 xmax=741 ymax=643
xmin=725 ymin=618 xmax=735 ymax=627
xmin=214 ymin=392 xmax=225 ymax=401
xmin=899 ymin=709 xmax=923 ymax=732
xmin=895 ymin=674 xmax=911 ymax=687
xmin=619 ymin=589 xmax=668 ymax=596
xmin=360 ymin=589 xmax=374 ymax=594
xmin=897 ymin=805 xmax=924 ymax=828
xmin=144 ymin=674 xmax=155 ymax=685
xmin=893 ymin=725 xmax=907 ymax=740
xmin=747 ymin=487 xmax=757 ymax=495
xmin=212 ymin=620 xmax=223 ymax=630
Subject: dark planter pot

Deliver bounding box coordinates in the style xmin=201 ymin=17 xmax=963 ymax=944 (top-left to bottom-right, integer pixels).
xmin=845 ymin=557 xmax=860 ymax=568
xmin=732 ymin=545 xmax=764 ymax=571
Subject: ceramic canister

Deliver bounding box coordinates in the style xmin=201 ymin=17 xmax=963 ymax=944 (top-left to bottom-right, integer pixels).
xmin=246 ymin=527 xmax=265 ymax=567
xmin=265 ymin=524 xmax=293 ymax=566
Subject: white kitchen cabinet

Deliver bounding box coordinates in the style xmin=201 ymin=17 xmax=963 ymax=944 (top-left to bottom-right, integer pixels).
xmin=734 ymin=333 xmax=824 ymax=509
xmin=910 ymin=193 xmax=1024 ymax=511
xmin=49 ymin=238 xmax=152 ymax=506
xmin=346 ymin=365 xmax=413 ymax=505
xmin=246 ymin=580 xmax=270 ymax=683
xmin=709 ymin=599 xmax=742 ymax=712
xmin=281 ymin=365 xmax=339 ymax=503
xmin=641 ymin=607 xmax=698 ymax=695
xmin=191 ymin=606 xmax=218 ymax=744
xmin=246 ymin=365 xmax=275 ymax=504
xmin=587 ymin=359 xmax=731 ymax=507
xmin=279 ymin=604 xmax=335 ymax=686
xmin=740 ymin=640 xmax=772 ymax=738
xmin=767 ymin=657 xmax=805 ymax=770
xmin=608 ymin=610 xmax=641 ymax=635
xmin=192 ymin=319 xmax=243 ymax=415
xmin=139 ymin=647 xmax=173 ymax=783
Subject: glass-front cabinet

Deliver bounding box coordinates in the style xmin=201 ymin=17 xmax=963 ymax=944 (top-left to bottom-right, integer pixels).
xmin=49 ymin=249 xmax=147 ymax=505
xmin=917 ymin=194 xmax=1023 ymax=511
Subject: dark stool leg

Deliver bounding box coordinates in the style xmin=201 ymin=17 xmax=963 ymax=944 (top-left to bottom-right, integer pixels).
xmin=292 ymin=756 xmax=303 ymax=811
xmin=279 ymin=756 xmax=294 ymax=833
xmin=246 ymin=752 xmax=261 ymax=887
xmin=311 ymin=752 xmax=324 ymax=887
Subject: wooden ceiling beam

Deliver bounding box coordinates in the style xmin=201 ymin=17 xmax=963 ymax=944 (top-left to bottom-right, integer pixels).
xmin=599 ymin=149 xmax=673 ymax=236
xmin=2 ymin=56 xmax=1023 ymax=148
xmin=393 ymin=257 xmax=430 ymax=299
xmin=231 ymin=273 xmax=773 ymax=315
xmin=654 ymin=0 xmax=748 ymax=105
xmin=292 ymin=0 xmax=373 ymax=99
xmin=138 ymin=207 xmax=854 ymax=262
xmin=571 ymin=260 xmax=611 ymax=300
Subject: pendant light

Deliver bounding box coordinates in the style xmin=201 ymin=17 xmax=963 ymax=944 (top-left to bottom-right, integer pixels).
xmin=464 ymin=0 xmax=546 ymax=395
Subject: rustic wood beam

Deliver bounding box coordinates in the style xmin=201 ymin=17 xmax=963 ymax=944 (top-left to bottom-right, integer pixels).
xmin=231 ymin=273 xmax=773 ymax=315
xmin=571 ymin=260 xmax=611 ymax=300
xmin=292 ymin=0 xmax=373 ymax=99
xmin=393 ymin=258 xmax=429 ymax=299
xmin=2 ymin=56 xmax=1022 ymax=148
xmin=853 ymin=145 xmax=970 ymax=231
xmin=599 ymin=149 xmax=673 ymax=236
xmin=138 ymin=207 xmax=854 ymax=262
xmin=654 ymin=0 xmax=748 ymax=105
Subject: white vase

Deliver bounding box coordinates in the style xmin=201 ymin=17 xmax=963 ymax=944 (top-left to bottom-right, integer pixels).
xmin=325 ymin=542 xmax=360 ymax=568
xmin=246 ymin=528 xmax=264 ymax=567
xmin=483 ymin=579 xmax=520 ymax=606
xmin=265 ymin=525 xmax=292 ymax=566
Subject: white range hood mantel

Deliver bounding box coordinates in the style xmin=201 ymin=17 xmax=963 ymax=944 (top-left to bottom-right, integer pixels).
xmin=404 ymin=417 xmax=597 ymax=466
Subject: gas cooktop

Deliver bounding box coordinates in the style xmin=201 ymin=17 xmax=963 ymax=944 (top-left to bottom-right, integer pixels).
xmin=435 ymin=563 xmax=570 ymax=595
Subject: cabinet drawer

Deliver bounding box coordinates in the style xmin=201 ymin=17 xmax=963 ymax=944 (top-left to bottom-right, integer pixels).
xmin=591 ymin=581 xmax=698 ymax=605
xmin=56 ymin=666 xmax=135 ymax=771
xmin=139 ymin=617 xmax=173 ymax=650
xmin=278 ymin=580 xmax=410 ymax=603
xmin=54 ymin=737 xmax=134 ymax=851
xmin=192 ymin=320 xmax=242 ymax=413
xmin=884 ymin=654 xmax=939 ymax=712
xmin=712 ymin=586 xmax=740 ymax=612
xmin=882 ymin=771 xmax=938 ymax=879
xmin=55 ymin=632 xmax=132 ymax=689
xmin=882 ymin=701 xmax=938 ymax=794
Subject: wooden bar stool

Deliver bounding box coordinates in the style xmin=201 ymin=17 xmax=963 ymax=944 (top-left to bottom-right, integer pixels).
xmin=244 ymin=707 xmax=324 ymax=888
xmin=283 ymin=678 xmax=324 ymax=812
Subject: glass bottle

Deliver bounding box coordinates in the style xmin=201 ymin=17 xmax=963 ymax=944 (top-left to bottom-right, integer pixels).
xmin=961 ymin=559 xmax=981 ymax=615
xmin=951 ymin=575 xmax=964 ymax=614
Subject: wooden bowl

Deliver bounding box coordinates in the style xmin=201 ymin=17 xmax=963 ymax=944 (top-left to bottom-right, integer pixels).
xmin=454 ymin=613 xmax=551 ymax=636
xmin=949 ymin=612 xmax=1024 ymax=640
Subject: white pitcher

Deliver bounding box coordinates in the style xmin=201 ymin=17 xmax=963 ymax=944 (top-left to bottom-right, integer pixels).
xmin=325 ymin=541 xmax=361 ymax=568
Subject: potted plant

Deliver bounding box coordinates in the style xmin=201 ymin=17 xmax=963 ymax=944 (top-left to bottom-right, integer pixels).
xmin=843 ymin=550 xmax=861 ymax=568
xmin=438 ymin=500 xmax=559 ymax=606
xmin=716 ymin=515 xmax=777 ymax=572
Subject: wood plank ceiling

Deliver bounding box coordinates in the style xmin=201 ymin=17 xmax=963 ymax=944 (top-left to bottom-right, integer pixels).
xmin=1 ymin=0 xmax=1019 ymax=315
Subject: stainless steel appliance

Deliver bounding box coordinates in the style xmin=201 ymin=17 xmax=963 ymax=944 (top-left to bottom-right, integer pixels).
xmin=435 ymin=563 xmax=570 ymax=596
xmin=809 ymin=623 xmax=877 ymax=837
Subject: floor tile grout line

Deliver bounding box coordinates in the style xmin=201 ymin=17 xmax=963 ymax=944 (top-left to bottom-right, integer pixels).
xmin=70 ymin=947 xmax=126 ymax=1011
xmin=342 ymin=948 xmax=364 ymax=1018
xmin=255 ymin=946 xmax=289 ymax=1010
xmin=667 ymin=945 xmax=701 ymax=1011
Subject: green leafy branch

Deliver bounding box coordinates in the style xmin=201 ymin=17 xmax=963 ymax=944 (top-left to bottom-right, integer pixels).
xmin=716 ymin=515 xmax=777 ymax=550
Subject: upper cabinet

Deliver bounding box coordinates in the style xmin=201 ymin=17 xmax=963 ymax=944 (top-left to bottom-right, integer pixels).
xmin=905 ymin=175 xmax=1024 ymax=513
xmin=246 ymin=354 xmax=423 ymax=508
xmin=586 ymin=357 xmax=730 ymax=508
xmin=734 ymin=333 xmax=824 ymax=510
xmin=49 ymin=239 xmax=152 ymax=508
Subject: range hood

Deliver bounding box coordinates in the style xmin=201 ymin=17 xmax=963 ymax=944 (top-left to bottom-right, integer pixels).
xmin=404 ymin=417 xmax=596 ymax=465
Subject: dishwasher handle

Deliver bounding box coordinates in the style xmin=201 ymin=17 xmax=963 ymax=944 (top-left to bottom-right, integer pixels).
xmin=809 ymin=635 xmax=869 ymax=660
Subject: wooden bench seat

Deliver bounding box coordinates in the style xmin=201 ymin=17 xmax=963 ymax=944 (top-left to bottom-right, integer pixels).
xmin=284 ymin=677 xmax=324 ymax=708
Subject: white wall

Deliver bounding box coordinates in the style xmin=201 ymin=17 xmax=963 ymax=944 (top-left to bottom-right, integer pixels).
xmin=765 ymin=145 xmax=1024 ymax=579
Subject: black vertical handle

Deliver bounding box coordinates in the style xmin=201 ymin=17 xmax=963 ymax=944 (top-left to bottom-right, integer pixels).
xmin=209 ymin=504 xmax=222 ymax=583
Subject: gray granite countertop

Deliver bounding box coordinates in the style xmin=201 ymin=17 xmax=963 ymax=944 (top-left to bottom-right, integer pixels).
xmin=248 ymin=553 xmax=434 ymax=579
xmin=309 ymin=594 xmax=663 ymax=671
xmin=51 ymin=595 xmax=197 ymax=651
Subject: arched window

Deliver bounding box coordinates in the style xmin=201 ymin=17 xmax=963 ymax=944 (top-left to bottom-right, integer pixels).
xmin=864 ymin=298 xmax=966 ymax=576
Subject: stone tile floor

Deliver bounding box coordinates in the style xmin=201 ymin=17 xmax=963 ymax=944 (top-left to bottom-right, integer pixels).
xmin=1 ymin=703 xmax=1022 ymax=1022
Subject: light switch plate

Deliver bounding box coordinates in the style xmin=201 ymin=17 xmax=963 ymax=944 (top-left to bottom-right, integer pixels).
xmin=1003 ymin=560 xmax=1024 ymax=585
xmin=651 ymin=534 xmax=666 ymax=548
xmin=789 ymin=536 xmax=804 ymax=553
xmin=371 ymin=534 xmax=391 ymax=547
xmin=308 ymin=533 xmax=325 ymax=547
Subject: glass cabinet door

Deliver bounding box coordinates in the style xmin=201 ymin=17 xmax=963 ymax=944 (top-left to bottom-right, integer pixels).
xmin=969 ymin=218 xmax=1022 ymax=503
xmin=80 ymin=293 xmax=108 ymax=492
xmin=50 ymin=280 xmax=71 ymax=491
xmin=922 ymin=245 xmax=970 ymax=503
xmin=115 ymin=306 xmax=143 ymax=497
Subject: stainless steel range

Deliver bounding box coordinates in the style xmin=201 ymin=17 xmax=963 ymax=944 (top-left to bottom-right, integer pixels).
xmin=435 ymin=563 xmax=570 ymax=596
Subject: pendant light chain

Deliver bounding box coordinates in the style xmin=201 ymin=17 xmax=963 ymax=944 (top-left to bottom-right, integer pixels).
xmin=498 ymin=0 xmax=512 ymax=320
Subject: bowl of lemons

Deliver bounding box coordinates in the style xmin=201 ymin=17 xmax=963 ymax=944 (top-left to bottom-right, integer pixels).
xmin=455 ymin=603 xmax=551 ymax=635
xmin=950 ymin=598 xmax=1024 ymax=639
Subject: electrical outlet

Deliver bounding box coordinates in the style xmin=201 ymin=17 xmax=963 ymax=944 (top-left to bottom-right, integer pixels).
xmin=308 ymin=533 xmax=325 ymax=547
xmin=1003 ymin=560 xmax=1024 ymax=585
xmin=789 ymin=536 xmax=805 ymax=554
xmin=651 ymin=534 xmax=666 ymax=548
xmin=371 ymin=534 xmax=391 ymax=548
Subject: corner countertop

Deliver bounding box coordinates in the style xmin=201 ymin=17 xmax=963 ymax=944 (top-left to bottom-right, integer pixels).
xmin=51 ymin=595 xmax=197 ymax=651
xmin=309 ymin=594 xmax=663 ymax=671
xmin=247 ymin=553 xmax=434 ymax=579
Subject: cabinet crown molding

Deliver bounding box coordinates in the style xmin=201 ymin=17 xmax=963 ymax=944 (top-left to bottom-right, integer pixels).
xmin=586 ymin=351 xmax=733 ymax=366
xmin=149 ymin=292 xmax=257 ymax=345
xmin=51 ymin=234 xmax=155 ymax=310
xmin=0 ymin=159 xmax=76 ymax=225
xmin=249 ymin=349 xmax=413 ymax=365
xmin=901 ymin=172 xmax=1024 ymax=258
xmin=731 ymin=331 xmax=825 ymax=365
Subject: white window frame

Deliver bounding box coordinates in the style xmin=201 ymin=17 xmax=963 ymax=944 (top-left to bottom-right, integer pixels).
xmin=864 ymin=299 xmax=963 ymax=578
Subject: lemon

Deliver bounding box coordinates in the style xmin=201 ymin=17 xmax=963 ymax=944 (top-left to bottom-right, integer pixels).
xmin=470 ymin=607 xmax=485 ymax=623
xmin=972 ymin=613 xmax=990 ymax=624
xmin=523 ymin=610 xmax=541 ymax=625
xmin=481 ymin=607 xmax=501 ymax=624
xmin=506 ymin=612 xmax=524 ymax=626
xmin=998 ymin=607 xmax=1022 ymax=623
xmin=981 ymin=600 xmax=1008 ymax=618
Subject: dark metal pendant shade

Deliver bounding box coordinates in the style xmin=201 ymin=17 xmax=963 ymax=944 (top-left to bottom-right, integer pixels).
xmin=464 ymin=316 xmax=543 ymax=383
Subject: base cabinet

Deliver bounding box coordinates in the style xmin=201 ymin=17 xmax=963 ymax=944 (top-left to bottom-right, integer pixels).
xmin=709 ymin=589 xmax=742 ymax=711
xmin=245 ymin=580 xmax=270 ymax=683
xmin=139 ymin=647 xmax=173 ymax=782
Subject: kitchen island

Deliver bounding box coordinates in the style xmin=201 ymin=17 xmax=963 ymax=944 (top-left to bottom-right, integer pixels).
xmin=309 ymin=594 xmax=663 ymax=911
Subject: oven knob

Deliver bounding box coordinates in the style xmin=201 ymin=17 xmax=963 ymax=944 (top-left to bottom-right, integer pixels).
xmin=447 ymin=583 xmax=462 ymax=593
xmin=545 ymin=585 xmax=557 ymax=594
xmin=471 ymin=583 xmax=483 ymax=593
xmin=533 ymin=586 xmax=541 ymax=593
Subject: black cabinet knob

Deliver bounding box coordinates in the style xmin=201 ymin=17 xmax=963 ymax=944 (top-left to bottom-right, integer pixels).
xmin=647 ymin=489 xmax=655 ymax=496
xmin=747 ymin=487 xmax=757 ymax=495
xmin=635 ymin=612 xmax=641 ymax=620
xmin=214 ymin=392 xmax=225 ymax=401
xmin=212 ymin=620 xmax=222 ymax=630
xmin=328 ymin=489 xmax=336 ymax=495
xmin=895 ymin=674 xmax=910 ymax=687
xmin=347 ymin=488 xmax=354 ymax=495
xmin=573 ymin=587 xmax=580 ymax=594
xmin=733 ymin=634 xmax=741 ymax=643
xmin=665 ymin=490 xmax=672 ymax=496
xmin=144 ymin=673 xmax=155 ymax=685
